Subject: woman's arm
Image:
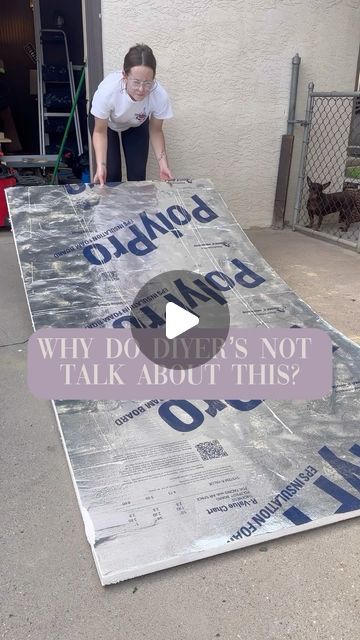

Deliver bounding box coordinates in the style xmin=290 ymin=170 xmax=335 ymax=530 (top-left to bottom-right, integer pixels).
xmin=149 ymin=117 xmax=173 ymax=181
xmin=92 ymin=117 xmax=108 ymax=186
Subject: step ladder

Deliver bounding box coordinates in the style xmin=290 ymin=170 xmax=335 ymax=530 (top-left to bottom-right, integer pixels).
xmin=36 ymin=28 xmax=83 ymax=157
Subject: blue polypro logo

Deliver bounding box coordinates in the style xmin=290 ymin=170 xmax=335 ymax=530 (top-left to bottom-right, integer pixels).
xmin=82 ymin=194 xmax=220 ymax=265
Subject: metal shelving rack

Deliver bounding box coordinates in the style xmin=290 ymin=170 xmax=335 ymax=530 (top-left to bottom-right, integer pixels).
xmin=33 ymin=2 xmax=83 ymax=156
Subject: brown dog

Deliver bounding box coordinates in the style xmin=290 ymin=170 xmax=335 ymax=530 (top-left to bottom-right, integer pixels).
xmin=306 ymin=177 xmax=360 ymax=232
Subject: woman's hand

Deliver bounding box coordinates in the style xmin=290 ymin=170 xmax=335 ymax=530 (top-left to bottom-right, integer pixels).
xmin=159 ymin=162 xmax=173 ymax=181
xmin=93 ymin=162 xmax=107 ymax=186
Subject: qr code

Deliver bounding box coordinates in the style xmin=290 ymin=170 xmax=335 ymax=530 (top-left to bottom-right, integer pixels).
xmin=101 ymin=271 xmax=118 ymax=281
xmin=195 ymin=440 xmax=228 ymax=461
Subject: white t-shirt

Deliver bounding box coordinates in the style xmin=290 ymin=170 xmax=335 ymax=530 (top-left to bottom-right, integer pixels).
xmin=90 ymin=71 xmax=173 ymax=133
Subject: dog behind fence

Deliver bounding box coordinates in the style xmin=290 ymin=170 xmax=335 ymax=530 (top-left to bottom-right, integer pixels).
xmin=306 ymin=177 xmax=360 ymax=232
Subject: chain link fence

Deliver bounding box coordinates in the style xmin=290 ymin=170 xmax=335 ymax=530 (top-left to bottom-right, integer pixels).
xmin=293 ymin=85 xmax=360 ymax=252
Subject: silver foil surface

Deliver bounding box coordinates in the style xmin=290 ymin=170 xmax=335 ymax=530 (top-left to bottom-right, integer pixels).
xmin=6 ymin=179 xmax=360 ymax=585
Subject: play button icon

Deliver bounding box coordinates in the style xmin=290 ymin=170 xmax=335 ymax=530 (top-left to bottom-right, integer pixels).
xmin=130 ymin=270 xmax=230 ymax=369
xmin=165 ymin=302 xmax=199 ymax=339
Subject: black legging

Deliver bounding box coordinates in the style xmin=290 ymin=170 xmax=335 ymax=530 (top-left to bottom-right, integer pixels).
xmin=88 ymin=114 xmax=149 ymax=182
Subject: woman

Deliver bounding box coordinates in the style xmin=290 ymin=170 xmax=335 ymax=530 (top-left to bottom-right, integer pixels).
xmin=90 ymin=43 xmax=173 ymax=185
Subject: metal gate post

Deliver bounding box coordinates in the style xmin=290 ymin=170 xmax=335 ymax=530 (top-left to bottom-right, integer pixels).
xmin=292 ymin=82 xmax=314 ymax=229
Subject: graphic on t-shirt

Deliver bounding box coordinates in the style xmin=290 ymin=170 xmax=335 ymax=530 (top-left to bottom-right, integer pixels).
xmin=135 ymin=110 xmax=147 ymax=122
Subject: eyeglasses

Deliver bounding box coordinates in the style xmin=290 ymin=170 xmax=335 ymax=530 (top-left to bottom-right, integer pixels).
xmin=127 ymin=76 xmax=155 ymax=91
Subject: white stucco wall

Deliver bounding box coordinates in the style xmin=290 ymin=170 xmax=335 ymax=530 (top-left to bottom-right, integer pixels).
xmin=100 ymin=0 xmax=360 ymax=228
